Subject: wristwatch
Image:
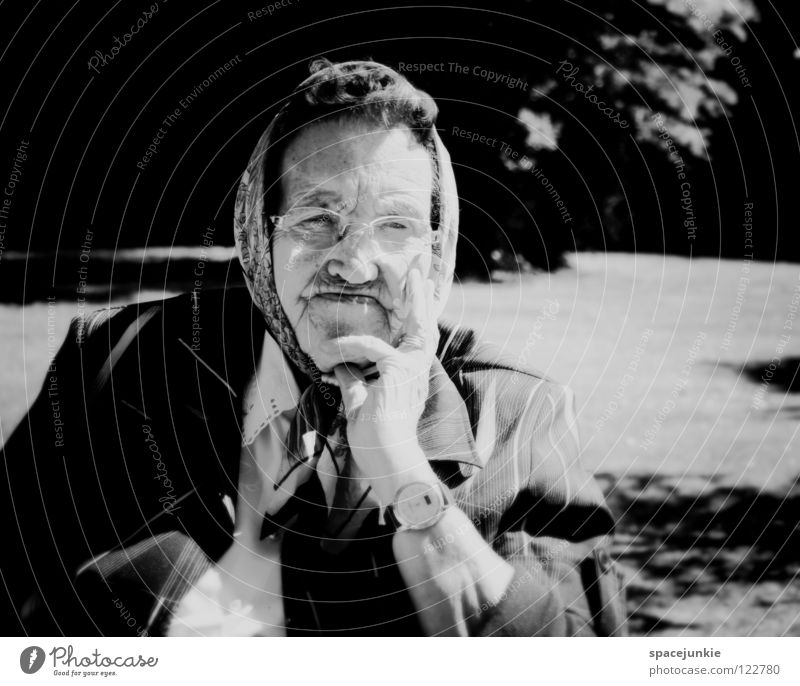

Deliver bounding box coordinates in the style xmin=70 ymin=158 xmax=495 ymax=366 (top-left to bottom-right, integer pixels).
xmin=385 ymin=480 xmax=453 ymax=532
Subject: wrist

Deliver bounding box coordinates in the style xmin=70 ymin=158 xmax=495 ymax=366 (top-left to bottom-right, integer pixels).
xmin=369 ymin=451 xmax=437 ymax=505
xmin=393 ymin=502 xmax=463 ymax=546
xmin=350 ymin=419 xmax=421 ymax=453
xmin=393 ymin=507 xmax=515 ymax=606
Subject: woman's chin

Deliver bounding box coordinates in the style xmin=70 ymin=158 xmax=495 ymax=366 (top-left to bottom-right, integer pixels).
xmin=311 ymin=333 xmax=387 ymax=371
xmin=302 ymin=319 xmax=391 ymax=372
xmin=313 ymin=351 xmax=372 ymax=373
xmin=308 ymin=303 xmax=390 ymax=342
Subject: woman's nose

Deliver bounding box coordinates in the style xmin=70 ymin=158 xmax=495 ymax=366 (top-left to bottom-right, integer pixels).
xmin=324 ymin=230 xmax=381 ymax=284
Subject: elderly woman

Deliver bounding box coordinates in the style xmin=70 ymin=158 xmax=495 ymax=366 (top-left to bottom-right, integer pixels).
xmin=0 ymin=60 xmax=625 ymax=636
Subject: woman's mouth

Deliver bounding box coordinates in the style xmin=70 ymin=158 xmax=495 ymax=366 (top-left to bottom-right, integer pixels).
xmin=314 ymin=292 xmax=380 ymax=306
xmin=306 ymin=292 xmax=391 ymax=343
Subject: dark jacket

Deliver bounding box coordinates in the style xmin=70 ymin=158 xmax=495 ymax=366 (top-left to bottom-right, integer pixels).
xmin=0 ymin=287 xmax=626 ymax=636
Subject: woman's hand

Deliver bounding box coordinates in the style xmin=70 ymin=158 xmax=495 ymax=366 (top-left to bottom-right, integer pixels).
xmin=325 ymin=267 xmax=439 ymax=504
xmin=327 ymin=268 xmax=516 ymax=638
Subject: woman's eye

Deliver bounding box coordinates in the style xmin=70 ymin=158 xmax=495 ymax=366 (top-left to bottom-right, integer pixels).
xmin=304 ymin=214 xmax=335 ymax=229
xmin=380 ymin=219 xmax=411 ymax=231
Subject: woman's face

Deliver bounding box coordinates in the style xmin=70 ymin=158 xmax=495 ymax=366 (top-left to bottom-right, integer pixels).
xmin=271 ymin=119 xmax=435 ymax=372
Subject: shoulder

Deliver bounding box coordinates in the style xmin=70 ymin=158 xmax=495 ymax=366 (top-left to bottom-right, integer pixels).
xmin=437 ymin=322 xmax=607 ymax=517
xmin=437 ymin=320 xmax=575 ymax=428
xmin=74 ymin=286 xmax=253 ymax=351
xmin=63 ymin=286 xmax=258 ymax=398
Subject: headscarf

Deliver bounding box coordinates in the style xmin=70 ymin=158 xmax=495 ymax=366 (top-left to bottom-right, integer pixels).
xmin=233 ymin=61 xmax=460 ymax=380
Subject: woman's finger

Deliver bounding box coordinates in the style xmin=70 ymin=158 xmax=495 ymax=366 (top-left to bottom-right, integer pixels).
xmin=400 ymin=268 xmax=439 ymax=356
xmin=332 ymin=364 xmax=368 ymax=416
xmin=398 ymin=269 xmax=428 ymax=352
xmin=322 ymin=335 xmax=397 ymax=364
xmin=425 ymin=277 xmax=439 ymax=358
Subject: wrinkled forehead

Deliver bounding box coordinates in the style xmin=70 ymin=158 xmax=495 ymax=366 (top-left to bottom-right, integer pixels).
xmin=278 ymin=120 xmax=434 ymax=214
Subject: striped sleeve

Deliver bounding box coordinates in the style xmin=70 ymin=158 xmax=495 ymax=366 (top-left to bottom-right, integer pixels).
xmin=476 ymin=380 xmax=626 ymax=636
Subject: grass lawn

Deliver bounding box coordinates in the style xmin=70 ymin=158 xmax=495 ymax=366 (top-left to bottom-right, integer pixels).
xmin=2 ymin=252 xmax=798 ymax=635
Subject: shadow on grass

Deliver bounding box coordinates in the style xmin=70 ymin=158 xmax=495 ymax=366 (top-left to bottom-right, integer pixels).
xmin=741 ymin=357 xmax=800 ymax=393
xmin=597 ymin=473 xmax=800 ymax=633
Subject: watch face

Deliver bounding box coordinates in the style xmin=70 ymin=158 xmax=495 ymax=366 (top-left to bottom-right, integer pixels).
xmin=395 ymin=482 xmax=444 ymax=529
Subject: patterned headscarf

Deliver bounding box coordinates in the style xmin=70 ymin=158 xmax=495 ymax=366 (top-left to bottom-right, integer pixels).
xmin=233 ymin=60 xmax=459 ymax=380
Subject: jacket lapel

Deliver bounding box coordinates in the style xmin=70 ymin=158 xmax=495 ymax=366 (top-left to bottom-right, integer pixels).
xmin=420 ymin=358 xmax=484 ymax=480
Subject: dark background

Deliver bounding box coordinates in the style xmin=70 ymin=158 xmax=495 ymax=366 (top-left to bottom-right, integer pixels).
xmin=0 ymin=0 xmax=797 ymax=301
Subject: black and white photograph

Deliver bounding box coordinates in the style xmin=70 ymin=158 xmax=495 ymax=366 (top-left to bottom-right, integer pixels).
xmin=0 ymin=0 xmax=798 ymax=671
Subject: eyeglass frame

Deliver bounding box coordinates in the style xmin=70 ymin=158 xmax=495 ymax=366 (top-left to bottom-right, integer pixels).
xmin=267 ymin=206 xmax=441 ymax=247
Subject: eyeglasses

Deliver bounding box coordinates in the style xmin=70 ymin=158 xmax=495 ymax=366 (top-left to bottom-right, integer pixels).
xmin=269 ymin=207 xmax=440 ymax=249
